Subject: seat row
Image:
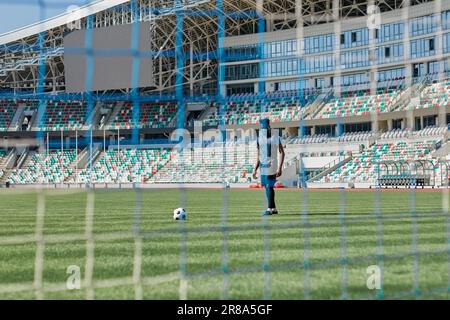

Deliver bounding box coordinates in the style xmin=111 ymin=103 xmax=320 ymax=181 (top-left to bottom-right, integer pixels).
xmin=8 ymin=150 xmax=77 ymax=184
xmin=319 ymin=140 xmax=437 ymax=183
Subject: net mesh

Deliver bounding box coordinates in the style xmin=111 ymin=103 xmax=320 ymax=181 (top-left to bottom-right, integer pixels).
xmin=0 ymin=0 xmax=449 ymax=300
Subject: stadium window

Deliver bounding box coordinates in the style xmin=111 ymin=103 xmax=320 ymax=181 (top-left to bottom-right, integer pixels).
xmin=444 ymin=33 xmax=450 ymax=53
xmin=429 ymin=38 xmax=435 ymax=51
xmin=411 ymin=41 xmax=417 ymax=58
xmin=262 ymin=44 xmax=268 ymax=58
xmin=304 ymin=38 xmax=310 ymax=53
xmin=413 ymin=63 xmax=425 ymax=79
xmin=351 ymin=32 xmax=357 ymax=43
xmin=410 ymin=14 xmax=436 ymax=37
xmin=443 ymin=11 xmax=450 ymax=30
xmin=392 ymin=119 xmax=403 ymax=130
xmin=397 ymin=24 xmax=403 ymax=38
xmin=313 ymin=37 xmax=319 ymax=52
xmin=327 ymin=35 xmax=333 ymax=49
xmin=229 ymin=67 xmax=235 ymax=78
xmin=340 ymin=34 xmax=345 ymax=45
xmin=423 ymin=115 xmax=436 ymax=127
xmin=286 ymin=40 xmax=297 ymax=55
xmin=382 ymin=25 xmax=390 ymax=41
xmin=409 ymin=38 xmax=435 ymax=59
xmin=385 ymin=47 xmax=391 ymax=58
xmin=315 ymin=78 xmax=325 ymax=89
xmin=413 ymin=65 xmax=419 ymax=78
xmin=415 ymin=117 xmax=422 ymax=131
xmin=275 ymin=43 xmax=282 ymax=57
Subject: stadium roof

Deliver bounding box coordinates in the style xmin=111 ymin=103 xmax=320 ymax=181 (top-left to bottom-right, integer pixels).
xmin=0 ymin=0 xmax=130 ymax=46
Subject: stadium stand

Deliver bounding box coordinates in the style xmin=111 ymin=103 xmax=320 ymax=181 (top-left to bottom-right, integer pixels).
xmin=336 ymin=131 xmax=375 ymax=142
xmin=38 ymin=100 xmax=87 ymax=131
xmin=72 ymin=148 xmax=172 ymax=183
xmin=413 ymin=80 xmax=450 ymax=110
xmin=286 ymin=132 xmax=376 ymax=144
xmin=414 ymin=126 xmax=447 ymax=137
xmin=318 ymin=140 xmax=438 ymax=183
xmin=8 ymin=150 xmax=78 ymax=184
xmin=0 ymin=100 xmax=17 ymax=131
xmin=0 ymin=150 xmax=7 ymax=178
xmin=151 ymin=142 xmax=257 ymax=183
xmin=107 ymin=101 xmax=177 ymax=129
xmin=316 ymin=90 xmax=402 ymax=119
xmin=203 ymin=92 xmax=311 ymax=126
xmin=287 ymin=134 xmax=330 ymax=144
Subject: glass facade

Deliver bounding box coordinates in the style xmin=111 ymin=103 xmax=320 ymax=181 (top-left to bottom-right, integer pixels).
xmin=443 ymin=10 xmax=450 ymax=30
xmin=376 ymin=22 xmax=404 ymax=43
xmin=340 ymin=49 xmax=370 ymax=69
xmin=302 ymin=55 xmax=335 ymax=74
xmin=275 ymin=80 xmax=307 ymax=91
xmin=224 ymin=45 xmax=258 ymax=62
xmin=375 ymin=43 xmax=404 ymax=64
xmin=263 ymin=39 xmax=298 ymax=59
xmin=428 ymin=60 xmax=440 ymax=80
xmin=304 ymin=34 xmax=334 ymax=54
xmin=409 ymin=14 xmax=437 ymax=37
xmin=223 ymin=8 xmax=450 ymax=87
xmin=226 ymin=83 xmax=255 ymax=95
xmin=263 ymin=55 xmax=335 ymax=78
xmin=377 ymin=68 xmax=406 ymax=82
xmin=262 ymin=35 xmax=334 ymax=59
xmin=225 ymin=63 xmax=259 ymax=81
xmin=341 ymin=73 xmax=368 ymax=86
xmin=444 ymin=33 xmax=450 ymax=54
xmin=410 ymin=37 xmax=436 ymax=59
xmin=340 ymin=28 xmax=369 ymax=49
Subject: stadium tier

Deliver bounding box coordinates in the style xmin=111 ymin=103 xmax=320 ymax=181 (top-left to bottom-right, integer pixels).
xmin=38 ymin=101 xmax=87 ymax=131
xmin=316 ymin=90 xmax=402 ymax=119
xmin=413 ymin=80 xmax=450 ymax=110
xmin=8 ymin=150 xmax=78 ymax=184
xmin=0 ymin=150 xmax=7 ymax=179
xmin=72 ymin=148 xmax=172 ymax=183
xmin=151 ymin=142 xmax=257 ymax=183
xmin=107 ymin=101 xmax=177 ymax=129
xmin=203 ymin=96 xmax=307 ymax=126
xmin=318 ymin=140 xmax=438 ymax=183
xmin=0 ymin=100 xmax=17 ymax=131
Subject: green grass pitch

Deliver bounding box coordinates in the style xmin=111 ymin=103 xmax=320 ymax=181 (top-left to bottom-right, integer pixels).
xmin=0 ymin=188 xmax=449 ymax=300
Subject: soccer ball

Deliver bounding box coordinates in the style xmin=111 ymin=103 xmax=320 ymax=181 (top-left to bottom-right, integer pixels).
xmin=173 ymin=208 xmax=187 ymax=220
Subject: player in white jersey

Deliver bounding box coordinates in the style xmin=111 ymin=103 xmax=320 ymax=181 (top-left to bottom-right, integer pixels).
xmin=252 ymin=118 xmax=285 ymax=216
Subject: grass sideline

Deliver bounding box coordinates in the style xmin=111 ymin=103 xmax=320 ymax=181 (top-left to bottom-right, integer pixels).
xmin=0 ymin=188 xmax=449 ymax=300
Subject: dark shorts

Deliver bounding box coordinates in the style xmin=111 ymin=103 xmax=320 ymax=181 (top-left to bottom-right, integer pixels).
xmin=261 ymin=175 xmax=276 ymax=188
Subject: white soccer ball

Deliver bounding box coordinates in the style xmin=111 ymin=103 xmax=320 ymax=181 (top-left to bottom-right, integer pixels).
xmin=173 ymin=208 xmax=187 ymax=221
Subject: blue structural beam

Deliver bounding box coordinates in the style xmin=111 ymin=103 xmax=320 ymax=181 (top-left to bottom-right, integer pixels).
xmin=257 ymin=12 xmax=266 ymax=95
xmin=176 ymin=1 xmax=185 ymax=131
xmin=217 ymin=0 xmax=226 ymax=140
xmin=83 ymin=14 xmax=96 ymax=177
xmin=35 ymin=30 xmax=47 ymax=144
xmin=130 ymin=0 xmax=141 ymax=145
